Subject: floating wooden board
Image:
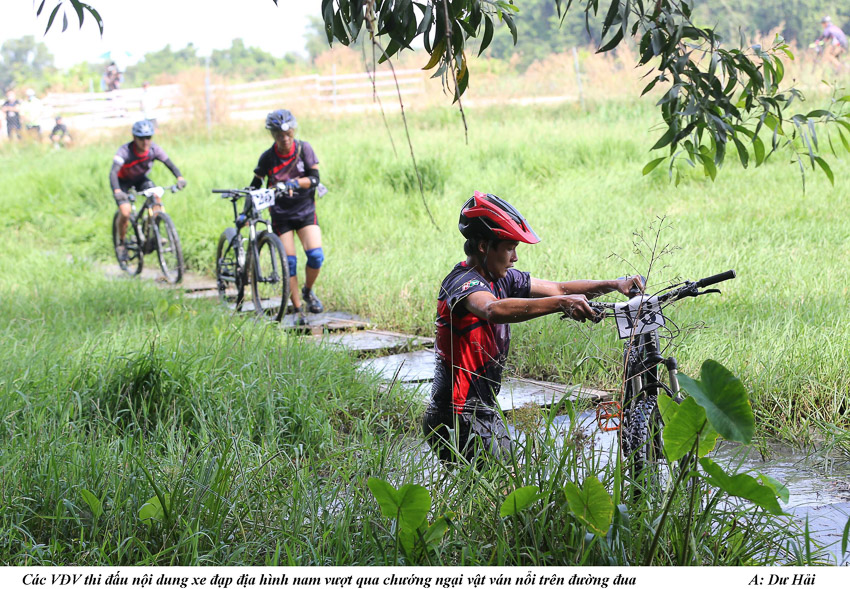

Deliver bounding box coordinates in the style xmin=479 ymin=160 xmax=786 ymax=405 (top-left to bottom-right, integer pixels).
xmin=358 ymin=349 xmax=435 ymax=383
xmin=280 ymin=311 xmax=372 ymax=334
xmin=313 ymin=330 xmax=434 ymax=355
xmin=497 ymin=378 xmax=611 ymax=411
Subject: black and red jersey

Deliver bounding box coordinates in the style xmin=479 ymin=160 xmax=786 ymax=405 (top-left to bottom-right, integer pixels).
xmin=253 ymin=139 xmax=319 ymax=219
xmin=428 ymin=262 xmax=531 ymax=415
xmin=113 ymin=142 xmax=169 ymax=182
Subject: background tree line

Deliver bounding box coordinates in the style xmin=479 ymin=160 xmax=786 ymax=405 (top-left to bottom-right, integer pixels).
xmin=4 ymin=0 xmax=849 ymax=94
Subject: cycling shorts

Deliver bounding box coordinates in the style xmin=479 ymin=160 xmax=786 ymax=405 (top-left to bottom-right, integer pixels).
xmin=114 ymin=176 xmax=155 ymax=206
xmin=271 ymin=207 xmax=318 ymax=235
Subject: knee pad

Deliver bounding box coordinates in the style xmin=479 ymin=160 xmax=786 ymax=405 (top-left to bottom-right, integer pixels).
xmin=305 ymin=247 xmax=324 ymax=269
xmin=287 ymin=255 xmax=297 ymax=277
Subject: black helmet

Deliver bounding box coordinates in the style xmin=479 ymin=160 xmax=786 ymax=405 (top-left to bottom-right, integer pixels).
xmin=265 ymin=109 xmax=298 ymax=132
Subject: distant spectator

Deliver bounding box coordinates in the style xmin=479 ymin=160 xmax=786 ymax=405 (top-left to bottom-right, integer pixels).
xmin=22 ymin=88 xmax=46 ymax=138
xmin=50 ymin=116 xmax=72 ymax=147
xmin=2 ymin=89 xmax=23 ymax=140
xmin=103 ymin=62 xmax=123 ymax=92
xmin=140 ymin=81 xmax=159 ymax=127
xmin=816 ymin=16 xmax=848 ymax=72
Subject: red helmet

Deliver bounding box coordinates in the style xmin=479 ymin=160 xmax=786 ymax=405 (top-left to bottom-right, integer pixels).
xmin=458 ymin=191 xmax=540 ymax=244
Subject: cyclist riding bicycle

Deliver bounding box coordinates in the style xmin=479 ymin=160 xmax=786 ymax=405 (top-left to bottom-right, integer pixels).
xmin=814 ymin=16 xmax=848 ymax=72
xmin=110 ymin=120 xmax=186 ymax=260
xmin=249 ymin=109 xmax=324 ymax=323
xmin=422 ymin=192 xmax=644 ymax=465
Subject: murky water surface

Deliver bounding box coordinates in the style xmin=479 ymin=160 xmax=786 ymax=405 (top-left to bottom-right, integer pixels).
xmin=528 ymin=411 xmax=850 ymax=564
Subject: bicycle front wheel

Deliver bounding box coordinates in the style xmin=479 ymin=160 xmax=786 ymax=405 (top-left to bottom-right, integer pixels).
xmin=249 ymin=231 xmax=290 ymax=322
xmin=215 ymin=228 xmax=245 ymax=309
xmin=112 ymin=211 xmax=143 ymax=275
xmin=152 ymin=212 xmax=184 ymax=284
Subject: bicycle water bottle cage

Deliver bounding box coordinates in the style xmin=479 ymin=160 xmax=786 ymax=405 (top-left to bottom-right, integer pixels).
xmin=596 ymin=401 xmax=622 ymax=432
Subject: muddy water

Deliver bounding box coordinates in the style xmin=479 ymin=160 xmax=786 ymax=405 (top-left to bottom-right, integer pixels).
xmin=513 ymin=411 xmax=850 ymax=564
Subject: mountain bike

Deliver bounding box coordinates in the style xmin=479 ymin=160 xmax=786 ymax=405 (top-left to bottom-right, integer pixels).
xmin=587 ymin=270 xmax=737 ymax=487
xmin=112 ymin=184 xmax=184 ymax=283
xmin=212 ymin=186 xmax=290 ymax=322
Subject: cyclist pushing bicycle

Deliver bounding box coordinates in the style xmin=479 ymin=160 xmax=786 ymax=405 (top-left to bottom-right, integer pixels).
xmin=250 ymin=109 xmax=325 ymax=325
xmin=422 ymin=192 xmax=643 ymax=465
xmin=111 ymin=120 xmax=186 ymax=261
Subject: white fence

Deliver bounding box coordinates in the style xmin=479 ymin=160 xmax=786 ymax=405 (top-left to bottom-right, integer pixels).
xmin=1 ymin=68 xmax=426 ymax=139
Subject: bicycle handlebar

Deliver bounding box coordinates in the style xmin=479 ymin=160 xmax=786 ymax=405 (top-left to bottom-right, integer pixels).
xmin=697 ymin=269 xmax=736 ymax=288
xmin=586 ymin=270 xmax=736 ymax=316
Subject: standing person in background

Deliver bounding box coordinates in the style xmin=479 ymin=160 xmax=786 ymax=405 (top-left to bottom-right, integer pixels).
xmin=104 ymin=62 xmax=122 ymax=92
xmin=2 ymin=89 xmax=23 ymax=140
xmin=22 ymin=89 xmax=45 ymax=139
xmin=816 ymin=16 xmax=848 ymax=72
xmin=110 ymin=120 xmax=186 ymax=260
xmin=250 ymin=109 xmax=324 ymax=325
xmin=50 ymin=116 xmax=72 ymax=147
xmin=140 ymin=81 xmax=159 ymax=128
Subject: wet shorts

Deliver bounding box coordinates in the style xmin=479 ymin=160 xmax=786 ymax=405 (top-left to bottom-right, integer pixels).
xmin=422 ymin=408 xmax=513 ymax=466
xmin=114 ymin=176 xmax=154 ymax=206
xmin=271 ymin=208 xmax=318 ymax=235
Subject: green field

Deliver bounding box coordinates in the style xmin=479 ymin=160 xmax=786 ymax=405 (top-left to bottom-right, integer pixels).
xmin=0 ymin=101 xmax=847 ymax=564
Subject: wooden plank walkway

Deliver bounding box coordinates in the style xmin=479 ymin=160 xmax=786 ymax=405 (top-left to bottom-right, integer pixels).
xmin=102 ymin=261 xmax=610 ymax=409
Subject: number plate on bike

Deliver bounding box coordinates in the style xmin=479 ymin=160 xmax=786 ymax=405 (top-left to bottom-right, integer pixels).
xmin=250 ymin=189 xmax=276 ymax=212
xmin=613 ymin=295 xmax=665 ymax=339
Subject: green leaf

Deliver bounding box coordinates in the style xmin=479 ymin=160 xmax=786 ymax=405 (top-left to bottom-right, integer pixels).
xmin=642 ymin=157 xmax=666 ymax=175
xmin=422 ymin=514 xmax=450 ymax=546
xmin=80 ymin=488 xmax=103 ymax=520
xmin=753 ymin=136 xmax=765 ymax=166
xmin=138 ymin=493 xmax=170 ymax=525
xmin=367 ymin=478 xmax=430 ymax=531
xmin=699 ymin=458 xmax=787 ymax=515
xmin=757 ymin=474 xmax=790 ymax=503
xmin=678 ymin=360 xmax=754 ymax=444
xmin=814 ymin=156 xmax=834 ymax=186
xmin=697 ymin=152 xmax=717 ymax=181
xmin=563 ymin=477 xmax=614 ymax=536
xmin=732 ymin=137 xmax=749 ymax=168
xmin=422 ymin=39 xmax=444 ymax=70
xmin=500 ymin=485 xmax=540 ymax=517
xmin=45 ymin=3 xmax=61 ymax=34
xmin=657 ymin=396 xmax=719 ymax=461
xmin=478 ymin=17 xmax=494 ymax=57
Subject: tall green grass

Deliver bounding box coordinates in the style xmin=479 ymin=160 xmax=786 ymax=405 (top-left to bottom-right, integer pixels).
xmin=2 ymin=100 xmax=847 ymax=440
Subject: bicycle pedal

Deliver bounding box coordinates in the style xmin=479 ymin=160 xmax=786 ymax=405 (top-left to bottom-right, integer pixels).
xmin=596 ymin=401 xmax=622 ymax=432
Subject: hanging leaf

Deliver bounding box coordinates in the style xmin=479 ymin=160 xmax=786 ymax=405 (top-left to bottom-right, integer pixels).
xmin=642 ymin=157 xmax=666 ymax=175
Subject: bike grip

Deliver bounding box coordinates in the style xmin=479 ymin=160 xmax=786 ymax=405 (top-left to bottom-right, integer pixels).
xmin=697 ymin=269 xmax=736 ymax=288
xmin=212 ymin=189 xmax=230 ymax=193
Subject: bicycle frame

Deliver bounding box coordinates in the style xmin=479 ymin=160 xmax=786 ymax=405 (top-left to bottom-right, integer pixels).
xmin=127 ymin=186 xmax=172 ymax=250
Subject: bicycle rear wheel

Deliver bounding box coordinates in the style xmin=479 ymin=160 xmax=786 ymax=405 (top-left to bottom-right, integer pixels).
xmin=112 ymin=211 xmax=143 ymax=275
xmin=215 ymin=228 xmax=245 ymax=309
xmin=249 ymin=231 xmax=290 ymax=322
xmin=152 ymin=212 xmax=184 ymax=284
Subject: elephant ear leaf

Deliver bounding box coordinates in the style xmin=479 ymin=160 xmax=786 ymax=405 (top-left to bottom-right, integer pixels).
xmin=563 ymin=477 xmax=614 ymax=536
xmin=679 ymin=360 xmax=754 ymax=444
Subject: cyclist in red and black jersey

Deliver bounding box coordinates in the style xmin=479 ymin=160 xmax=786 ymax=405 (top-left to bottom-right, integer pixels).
xmin=110 ymin=120 xmax=186 ymax=258
xmin=423 ymin=192 xmax=643 ymax=465
xmin=250 ymin=109 xmax=324 ymax=324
